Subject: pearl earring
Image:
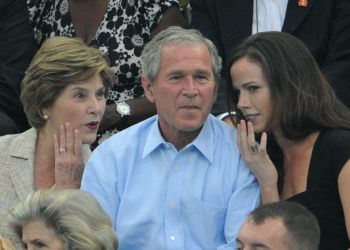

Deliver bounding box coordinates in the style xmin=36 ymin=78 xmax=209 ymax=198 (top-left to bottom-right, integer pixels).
xmin=43 ymin=115 xmax=49 ymax=120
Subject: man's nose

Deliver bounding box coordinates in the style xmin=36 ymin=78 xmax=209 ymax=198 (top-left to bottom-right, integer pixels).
xmin=183 ymin=76 xmax=198 ymax=97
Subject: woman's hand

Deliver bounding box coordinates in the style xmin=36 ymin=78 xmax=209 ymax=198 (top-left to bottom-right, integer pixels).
xmin=237 ymin=120 xmax=279 ymax=203
xmin=54 ymin=123 xmax=85 ymax=189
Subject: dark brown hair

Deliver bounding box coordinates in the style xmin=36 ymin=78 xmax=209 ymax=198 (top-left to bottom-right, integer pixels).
xmin=225 ymin=31 xmax=350 ymax=141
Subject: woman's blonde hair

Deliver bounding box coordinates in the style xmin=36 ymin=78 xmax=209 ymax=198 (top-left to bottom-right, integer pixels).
xmin=7 ymin=189 xmax=119 ymax=250
xmin=21 ymin=36 xmax=115 ymax=129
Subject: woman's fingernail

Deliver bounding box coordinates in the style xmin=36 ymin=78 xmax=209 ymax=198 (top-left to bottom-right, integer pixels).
xmin=66 ymin=123 xmax=71 ymax=129
xmin=75 ymin=130 xmax=79 ymax=136
xmin=60 ymin=125 xmax=64 ymax=131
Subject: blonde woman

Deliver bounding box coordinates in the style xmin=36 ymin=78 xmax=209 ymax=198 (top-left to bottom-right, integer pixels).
xmin=0 ymin=36 xmax=114 ymax=248
xmin=7 ymin=189 xmax=119 ymax=250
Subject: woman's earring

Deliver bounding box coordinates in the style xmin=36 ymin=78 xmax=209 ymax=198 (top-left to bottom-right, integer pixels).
xmin=43 ymin=115 xmax=49 ymax=120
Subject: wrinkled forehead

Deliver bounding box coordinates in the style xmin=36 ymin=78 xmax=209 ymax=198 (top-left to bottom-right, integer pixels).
xmin=161 ymin=42 xmax=211 ymax=58
xmin=159 ymin=43 xmax=214 ymax=71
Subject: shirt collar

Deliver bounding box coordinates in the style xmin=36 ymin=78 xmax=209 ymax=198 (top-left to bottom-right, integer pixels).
xmin=143 ymin=116 xmax=166 ymax=158
xmin=190 ymin=116 xmax=214 ymax=163
xmin=143 ymin=115 xmax=214 ymax=163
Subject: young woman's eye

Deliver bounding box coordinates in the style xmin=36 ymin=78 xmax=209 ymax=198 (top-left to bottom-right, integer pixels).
xmin=248 ymin=86 xmax=259 ymax=92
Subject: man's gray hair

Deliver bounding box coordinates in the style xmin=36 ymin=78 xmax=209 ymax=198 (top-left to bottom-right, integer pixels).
xmin=141 ymin=26 xmax=222 ymax=85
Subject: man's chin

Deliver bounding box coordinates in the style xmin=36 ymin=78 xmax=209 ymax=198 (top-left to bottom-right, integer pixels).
xmin=178 ymin=122 xmax=204 ymax=132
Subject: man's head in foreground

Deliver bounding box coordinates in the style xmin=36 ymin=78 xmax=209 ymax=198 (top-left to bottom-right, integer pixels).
xmin=236 ymin=201 xmax=320 ymax=250
xmin=140 ymin=27 xmax=221 ymax=149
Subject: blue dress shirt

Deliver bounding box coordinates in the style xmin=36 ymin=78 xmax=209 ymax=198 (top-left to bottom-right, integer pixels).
xmin=81 ymin=115 xmax=260 ymax=250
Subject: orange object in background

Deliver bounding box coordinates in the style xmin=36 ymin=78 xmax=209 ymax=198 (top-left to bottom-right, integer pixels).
xmin=298 ymin=0 xmax=308 ymax=7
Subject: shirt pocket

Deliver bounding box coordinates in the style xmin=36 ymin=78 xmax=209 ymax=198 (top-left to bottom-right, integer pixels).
xmin=194 ymin=201 xmax=227 ymax=246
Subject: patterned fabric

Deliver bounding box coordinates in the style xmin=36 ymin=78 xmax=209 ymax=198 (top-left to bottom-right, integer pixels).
xmin=0 ymin=128 xmax=91 ymax=250
xmin=27 ymin=0 xmax=178 ymax=147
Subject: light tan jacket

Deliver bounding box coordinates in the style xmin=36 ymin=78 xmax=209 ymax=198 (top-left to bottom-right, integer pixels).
xmin=0 ymin=128 xmax=91 ymax=249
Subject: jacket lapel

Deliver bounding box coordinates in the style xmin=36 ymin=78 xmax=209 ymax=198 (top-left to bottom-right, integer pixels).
xmin=217 ymin=0 xmax=253 ymax=59
xmin=8 ymin=128 xmax=37 ymax=201
xmin=9 ymin=159 xmax=35 ymax=201
xmin=283 ymin=0 xmax=317 ymax=33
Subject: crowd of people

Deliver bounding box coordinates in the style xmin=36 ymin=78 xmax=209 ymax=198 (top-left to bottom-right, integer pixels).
xmin=1 ymin=0 xmax=350 ymax=249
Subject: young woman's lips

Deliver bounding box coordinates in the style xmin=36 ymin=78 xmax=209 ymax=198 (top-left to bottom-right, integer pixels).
xmin=85 ymin=121 xmax=99 ymax=130
xmin=245 ymin=114 xmax=259 ymax=122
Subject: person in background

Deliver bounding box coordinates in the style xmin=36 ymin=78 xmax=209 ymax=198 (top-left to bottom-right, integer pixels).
xmin=0 ymin=36 xmax=114 ymax=248
xmin=178 ymin=0 xmax=191 ymax=22
xmin=226 ymin=31 xmax=350 ymax=250
xmin=7 ymin=189 xmax=119 ymax=250
xmin=81 ymin=27 xmax=260 ymax=249
xmin=27 ymin=0 xmax=188 ymax=149
xmin=191 ymin=0 xmax=350 ymax=117
xmin=0 ymin=0 xmax=34 ymax=135
xmin=236 ymin=201 xmax=320 ymax=250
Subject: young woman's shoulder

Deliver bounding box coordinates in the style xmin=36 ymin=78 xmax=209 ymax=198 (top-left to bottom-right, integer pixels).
xmin=316 ymin=128 xmax=350 ymax=178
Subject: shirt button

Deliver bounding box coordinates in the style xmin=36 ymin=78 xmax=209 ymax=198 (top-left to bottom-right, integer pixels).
xmin=273 ymin=28 xmax=279 ymax=31
xmin=170 ymin=200 xmax=175 ymax=206
xmin=174 ymin=166 xmax=179 ymax=172
xmin=271 ymin=0 xmax=275 ymax=2
xmin=165 ymin=144 xmax=170 ymax=148
xmin=170 ymin=235 xmax=175 ymax=241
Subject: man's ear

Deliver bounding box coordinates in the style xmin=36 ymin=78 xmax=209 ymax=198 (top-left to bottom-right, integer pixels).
xmin=141 ymin=75 xmax=155 ymax=103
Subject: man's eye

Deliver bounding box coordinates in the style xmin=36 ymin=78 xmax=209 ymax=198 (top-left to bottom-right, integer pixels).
xmin=196 ymin=75 xmax=207 ymax=80
xmin=170 ymin=76 xmax=182 ymax=80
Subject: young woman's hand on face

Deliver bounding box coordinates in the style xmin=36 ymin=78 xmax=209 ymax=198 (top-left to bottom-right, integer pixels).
xmin=54 ymin=123 xmax=85 ymax=189
xmin=237 ymin=120 xmax=280 ymax=203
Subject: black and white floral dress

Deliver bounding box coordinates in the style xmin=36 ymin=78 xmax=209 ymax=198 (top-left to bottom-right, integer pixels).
xmin=27 ymin=0 xmax=178 ymax=148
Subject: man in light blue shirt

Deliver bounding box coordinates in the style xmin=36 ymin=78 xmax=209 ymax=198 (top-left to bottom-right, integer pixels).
xmin=81 ymin=26 xmax=260 ymax=250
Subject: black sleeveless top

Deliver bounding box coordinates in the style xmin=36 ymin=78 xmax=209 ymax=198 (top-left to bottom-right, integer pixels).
xmin=287 ymin=128 xmax=350 ymax=249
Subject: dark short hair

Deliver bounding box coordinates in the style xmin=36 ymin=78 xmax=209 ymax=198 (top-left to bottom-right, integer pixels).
xmin=7 ymin=189 xmax=119 ymax=250
xmin=225 ymin=31 xmax=350 ymax=140
xmin=21 ymin=36 xmax=115 ymax=129
xmin=249 ymin=201 xmax=320 ymax=250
